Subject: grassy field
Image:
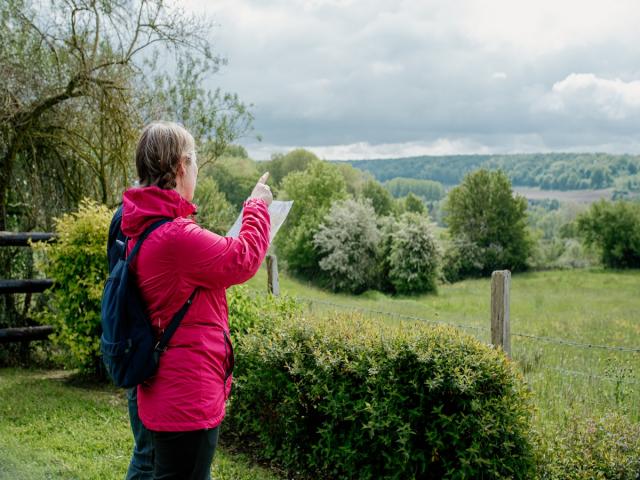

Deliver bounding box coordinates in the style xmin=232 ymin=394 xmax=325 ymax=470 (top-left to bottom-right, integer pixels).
xmin=0 ymin=369 xmax=281 ymax=480
xmin=2 ymin=268 xmax=638 ymax=478
xmin=247 ymin=267 xmax=640 ymax=428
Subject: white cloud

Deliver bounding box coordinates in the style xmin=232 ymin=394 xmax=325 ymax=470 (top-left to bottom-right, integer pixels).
xmin=537 ymin=73 xmax=640 ymax=120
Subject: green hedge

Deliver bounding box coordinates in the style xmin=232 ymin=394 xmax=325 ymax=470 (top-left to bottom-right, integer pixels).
xmin=227 ymin=313 xmax=536 ymax=479
xmin=33 ymin=200 xmax=113 ymax=375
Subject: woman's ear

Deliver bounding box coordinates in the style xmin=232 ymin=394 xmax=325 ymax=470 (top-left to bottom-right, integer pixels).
xmin=177 ymin=158 xmax=187 ymax=178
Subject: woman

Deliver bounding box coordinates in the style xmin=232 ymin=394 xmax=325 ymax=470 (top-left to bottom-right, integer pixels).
xmin=120 ymin=121 xmax=271 ymax=479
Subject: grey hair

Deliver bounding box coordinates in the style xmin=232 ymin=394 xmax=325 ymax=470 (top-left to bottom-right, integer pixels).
xmin=135 ymin=121 xmax=195 ymax=189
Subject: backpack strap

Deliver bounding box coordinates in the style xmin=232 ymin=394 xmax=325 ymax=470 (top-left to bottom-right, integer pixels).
xmin=123 ymin=217 xmax=198 ymax=359
xmin=153 ymin=288 xmax=199 ymax=360
xmin=125 ymin=217 xmax=172 ymax=265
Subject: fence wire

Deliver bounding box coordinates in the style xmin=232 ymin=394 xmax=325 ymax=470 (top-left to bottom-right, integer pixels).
xmin=273 ymin=293 xmax=640 ymax=385
xmin=294 ymin=295 xmax=640 ymax=353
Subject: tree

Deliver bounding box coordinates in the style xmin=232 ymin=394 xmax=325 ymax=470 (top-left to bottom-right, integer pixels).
xmin=384 ymin=177 xmax=445 ymax=201
xmin=0 ymin=0 xmax=207 ymax=229
xmin=443 ymin=169 xmax=532 ymax=278
xmin=146 ymin=55 xmax=254 ymax=169
xmin=334 ymin=163 xmax=373 ymax=196
xmin=361 ymin=180 xmax=394 ymax=216
xmin=276 ymin=161 xmax=347 ymax=276
xmin=313 ymin=199 xmax=380 ymax=293
xmin=193 ymin=177 xmax=236 ymax=235
xmin=576 ymin=200 xmax=640 ymax=268
xmin=403 ymin=193 xmax=426 ymax=214
xmin=0 ymin=0 xmax=253 ymax=231
xmin=265 ymin=148 xmax=319 ymax=187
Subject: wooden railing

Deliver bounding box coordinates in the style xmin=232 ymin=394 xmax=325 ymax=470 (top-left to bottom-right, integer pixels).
xmin=0 ymin=231 xmax=56 ymax=363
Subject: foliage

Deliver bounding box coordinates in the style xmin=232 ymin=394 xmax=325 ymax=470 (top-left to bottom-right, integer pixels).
xmin=32 ymin=200 xmax=112 ymax=375
xmin=227 ymin=285 xmax=301 ymax=341
xmin=362 ymin=180 xmax=395 ymax=217
xmin=345 ymin=153 xmax=640 ymax=191
xmin=443 ymin=169 xmax=532 ymax=279
xmin=402 ymin=192 xmax=426 ymax=214
xmin=206 ymin=161 xmax=259 ymax=209
xmin=387 ymin=213 xmax=440 ymax=294
xmin=312 ymin=199 xmax=381 ymax=293
xmin=576 ymin=200 xmax=640 ymax=268
xmin=145 ymin=54 xmax=255 ymax=168
xmin=441 ymin=235 xmax=486 ymax=283
xmin=227 ymin=314 xmax=536 ymax=479
xmin=385 ymin=177 xmax=445 ymax=201
xmin=334 ymin=162 xmax=374 ymax=196
xmin=360 ymin=180 xmax=395 ymax=216
xmin=192 ymin=177 xmax=237 ymax=235
xmin=264 ymin=149 xmax=319 ymax=187
xmin=536 ymin=413 xmax=640 ymax=479
xmin=276 ymin=161 xmax=348 ymax=277
xmin=0 ymin=0 xmax=252 ymax=234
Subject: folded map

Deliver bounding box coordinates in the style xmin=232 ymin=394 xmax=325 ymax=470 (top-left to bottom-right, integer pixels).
xmin=226 ymin=200 xmax=294 ymax=242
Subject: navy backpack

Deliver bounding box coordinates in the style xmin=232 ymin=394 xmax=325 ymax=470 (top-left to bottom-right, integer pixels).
xmin=101 ymin=207 xmax=195 ymax=388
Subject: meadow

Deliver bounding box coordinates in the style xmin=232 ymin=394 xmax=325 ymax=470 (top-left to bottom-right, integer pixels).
xmin=246 ymin=267 xmax=640 ymax=429
xmin=1 ymin=267 xmax=638 ymax=478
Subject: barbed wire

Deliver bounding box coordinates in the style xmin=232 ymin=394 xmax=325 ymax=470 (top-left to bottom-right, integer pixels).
xmin=536 ymin=365 xmax=640 ymax=385
xmin=512 ymin=332 xmax=640 ymax=353
xmin=241 ymin=292 xmax=640 ymax=385
xmin=294 ymin=295 xmax=485 ymax=332
xmin=292 ymin=294 xmax=640 ymax=353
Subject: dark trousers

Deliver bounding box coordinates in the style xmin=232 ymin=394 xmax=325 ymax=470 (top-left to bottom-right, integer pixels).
xmin=151 ymin=427 xmax=219 ymax=480
xmin=126 ymin=387 xmax=154 ymax=479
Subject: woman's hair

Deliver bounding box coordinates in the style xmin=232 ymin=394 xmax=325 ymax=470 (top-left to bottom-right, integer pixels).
xmin=135 ymin=121 xmax=195 ymax=189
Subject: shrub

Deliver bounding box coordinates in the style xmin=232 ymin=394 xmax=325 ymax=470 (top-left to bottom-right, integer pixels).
xmin=313 ymin=199 xmax=380 ymax=293
xmin=576 ymin=199 xmax=640 ymax=268
xmin=536 ymin=413 xmax=640 ymax=479
xmin=33 ymin=199 xmax=112 ymax=375
xmin=227 ymin=285 xmax=301 ymax=340
xmin=442 ymin=235 xmax=489 ymax=283
xmin=387 ymin=213 xmax=440 ymax=294
xmin=227 ymin=313 xmax=536 ymax=479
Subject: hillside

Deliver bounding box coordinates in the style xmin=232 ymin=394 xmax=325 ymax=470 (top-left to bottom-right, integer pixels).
xmin=341 ymin=153 xmax=640 ymax=194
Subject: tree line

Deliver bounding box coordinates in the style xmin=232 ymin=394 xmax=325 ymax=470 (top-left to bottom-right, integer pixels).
xmin=343 ymin=153 xmax=640 ymax=193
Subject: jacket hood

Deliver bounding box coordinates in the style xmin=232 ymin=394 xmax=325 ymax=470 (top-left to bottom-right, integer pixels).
xmin=121 ymin=186 xmax=197 ymax=237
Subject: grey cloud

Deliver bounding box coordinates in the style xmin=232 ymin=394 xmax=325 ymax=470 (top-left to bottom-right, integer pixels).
xmin=197 ymin=0 xmax=640 ymax=154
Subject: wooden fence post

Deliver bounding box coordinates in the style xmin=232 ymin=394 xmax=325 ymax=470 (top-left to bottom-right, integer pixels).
xmin=491 ymin=270 xmax=511 ymax=358
xmin=266 ymin=254 xmax=280 ymax=296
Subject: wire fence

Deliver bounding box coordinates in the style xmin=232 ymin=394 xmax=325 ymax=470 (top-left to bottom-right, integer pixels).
xmin=286 ymin=294 xmax=640 ymax=386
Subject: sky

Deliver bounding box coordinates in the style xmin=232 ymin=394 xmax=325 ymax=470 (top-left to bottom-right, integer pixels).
xmin=183 ymin=0 xmax=640 ymax=160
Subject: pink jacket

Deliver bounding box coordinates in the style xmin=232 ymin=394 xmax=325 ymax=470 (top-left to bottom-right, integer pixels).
xmin=120 ymin=186 xmax=270 ymax=431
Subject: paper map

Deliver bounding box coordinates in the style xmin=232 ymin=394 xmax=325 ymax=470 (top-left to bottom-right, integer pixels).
xmin=226 ymin=200 xmax=294 ymax=242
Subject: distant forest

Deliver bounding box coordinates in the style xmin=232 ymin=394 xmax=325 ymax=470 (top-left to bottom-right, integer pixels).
xmin=343 ymin=153 xmax=640 ymax=192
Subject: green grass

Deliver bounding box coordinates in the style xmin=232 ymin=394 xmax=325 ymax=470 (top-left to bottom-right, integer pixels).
xmin=247 ymin=267 xmax=640 ymax=428
xmin=2 ymin=268 xmax=638 ymax=477
xmin=0 ymin=369 xmax=281 ymax=480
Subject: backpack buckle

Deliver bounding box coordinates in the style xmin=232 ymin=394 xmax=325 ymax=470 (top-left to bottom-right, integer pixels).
xmin=154 ymin=341 xmax=167 ymax=353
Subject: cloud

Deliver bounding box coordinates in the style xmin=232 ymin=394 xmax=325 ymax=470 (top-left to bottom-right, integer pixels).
xmin=181 ymin=0 xmax=640 ymax=155
xmin=537 ymin=73 xmax=640 ymax=120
